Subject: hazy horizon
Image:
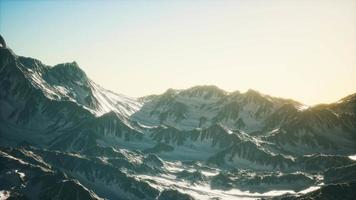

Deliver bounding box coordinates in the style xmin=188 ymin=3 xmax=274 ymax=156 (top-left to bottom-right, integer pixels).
xmin=1 ymin=0 xmax=356 ymax=105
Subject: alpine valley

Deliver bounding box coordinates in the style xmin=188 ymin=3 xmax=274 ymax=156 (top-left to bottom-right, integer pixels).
xmin=1 ymin=44 xmax=356 ymax=200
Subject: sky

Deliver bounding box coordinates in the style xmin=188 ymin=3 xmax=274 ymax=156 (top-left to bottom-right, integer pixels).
xmin=1 ymin=0 xmax=356 ymax=105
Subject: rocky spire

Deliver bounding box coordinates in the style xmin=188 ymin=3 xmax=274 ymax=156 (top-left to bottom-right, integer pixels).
xmin=0 ymin=34 xmax=6 ymax=48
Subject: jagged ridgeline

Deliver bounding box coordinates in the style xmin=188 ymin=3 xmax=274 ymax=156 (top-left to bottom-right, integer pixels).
xmin=1 ymin=38 xmax=356 ymax=199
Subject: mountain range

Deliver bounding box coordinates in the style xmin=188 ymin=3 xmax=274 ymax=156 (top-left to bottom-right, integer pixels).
xmin=1 ymin=43 xmax=356 ymax=199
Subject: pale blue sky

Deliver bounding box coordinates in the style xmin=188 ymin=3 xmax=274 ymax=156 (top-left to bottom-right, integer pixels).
xmin=1 ymin=0 xmax=356 ymax=105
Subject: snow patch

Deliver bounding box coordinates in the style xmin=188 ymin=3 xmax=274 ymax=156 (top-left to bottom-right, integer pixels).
xmin=0 ymin=190 xmax=10 ymax=200
xmin=348 ymin=155 xmax=356 ymax=161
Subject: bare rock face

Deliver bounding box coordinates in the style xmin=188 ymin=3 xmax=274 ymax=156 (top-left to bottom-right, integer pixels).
xmin=0 ymin=34 xmax=6 ymax=48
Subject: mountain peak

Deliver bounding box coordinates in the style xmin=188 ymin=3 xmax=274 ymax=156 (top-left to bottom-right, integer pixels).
xmin=245 ymin=89 xmax=261 ymax=96
xmin=0 ymin=47 xmax=17 ymax=67
xmin=18 ymin=56 xmax=49 ymax=73
xmin=50 ymin=61 xmax=87 ymax=81
xmin=0 ymin=34 xmax=7 ymax=48
xmin=164 ymin=88 xmax=180 ymax=95
xmin=180 ymin=85 xmax=227 ymax=98
xmin=53 ymin=61 xmax=81 ymax=71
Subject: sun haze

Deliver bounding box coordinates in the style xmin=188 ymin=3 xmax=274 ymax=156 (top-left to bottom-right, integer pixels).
xmin=1 ymin=0 xmax=355 ymax=105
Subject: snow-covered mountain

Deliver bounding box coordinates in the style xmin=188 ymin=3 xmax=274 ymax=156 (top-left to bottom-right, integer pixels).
xmin=0 ymin=48 xmax=141 ymax=124
xmin=1 ymin=42 xmax=356 ymax=199
xmin=132 ymin=86 xmax=302 ymax=132
xmin=0 ymin=47 xmax=141 ymax=146
xmin=132 ymin=85 xmax=356 ymax=155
